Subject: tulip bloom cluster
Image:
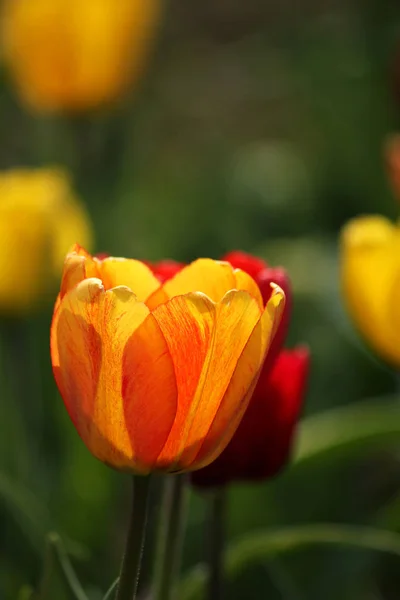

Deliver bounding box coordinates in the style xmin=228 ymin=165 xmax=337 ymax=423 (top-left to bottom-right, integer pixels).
xmin=150 ymin=251 xmax=310 ymax=486
xmin=51 ymin=246 xmax=285 ymax=474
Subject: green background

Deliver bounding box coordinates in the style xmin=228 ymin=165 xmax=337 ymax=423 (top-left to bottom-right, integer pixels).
xmin=2 ymin=0 xmax=400 ymax=598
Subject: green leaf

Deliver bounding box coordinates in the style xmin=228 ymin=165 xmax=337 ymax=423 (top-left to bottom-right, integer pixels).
xmin=293 ymin=396 xmax=400 ymax=467
xmin=179 ymin=524 xmax=400 ymax=600
xmin=179 ymin=398 xmax=400 ymax=600
xmin=0 ymin=470 xmax=87 ymax=559
xmin=38 ymin=532 xmax=89 ymax=600
xmin=102 ymin=579 xmax=118 ymax=600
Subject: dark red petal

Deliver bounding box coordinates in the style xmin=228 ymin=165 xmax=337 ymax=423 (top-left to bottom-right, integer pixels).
xmin=191 ymin=346 xmax=310 ymax=487
xmin=258 ymin=267 xmax=292 ymax=370
xmin=221 ymin=251 xmax=291 ymax=364
xmin=94 ymin=252 xmax=109 ymax=261
xmin=221 ymin=251 xmax=267 ymax=281
xmin=149 ymin=260 xmax=184 ymax=283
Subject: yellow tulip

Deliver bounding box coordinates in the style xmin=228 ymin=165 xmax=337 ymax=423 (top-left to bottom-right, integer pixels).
xmin=51 ymin=246 xmax=285 ymax=474
xmin=0 ymin=168 xmax=92 ymax=313
xmin=340 ymin=215 xmax=400 ymax=367
xmin=1 ymin=0 xmax=160 ymax=112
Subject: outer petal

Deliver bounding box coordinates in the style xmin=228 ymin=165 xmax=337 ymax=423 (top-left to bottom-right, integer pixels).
xmin=340 ymin=216 xmax=400 ymax=366
xmin=153 ymin=286 xmax=285 ymax=471
xmin=223 ymin=250 xmax=292 ymax=369
xmin=122 ymin=313 xmax=178 ymax=470
xmin=189 ymin=285 xmax=286 ymax=470
xmin=191 ymin=346 xmax=309 ymax=487
xmin=149 ymin=293 xmax=217 ymax=469
xmin=257 ymin=267 xmax=292 ymax=369
xmin=51 ymin=277 xmax=150 ymax=471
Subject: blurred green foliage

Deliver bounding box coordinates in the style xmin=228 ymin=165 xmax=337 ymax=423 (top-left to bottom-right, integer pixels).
xmin=2 ymin=0 xmax=400 ymax=598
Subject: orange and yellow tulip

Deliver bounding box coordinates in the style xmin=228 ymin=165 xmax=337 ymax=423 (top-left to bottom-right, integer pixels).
xmin=0 ymin=168 xmax=92 ymax=313
xmin=1 ymin=0 xmax=160 ymax=112
xmin=50 ymin=246 xmax=285 ymax=474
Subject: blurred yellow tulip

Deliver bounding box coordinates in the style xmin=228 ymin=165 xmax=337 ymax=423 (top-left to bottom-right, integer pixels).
xmin=0 ymin=168 xmax=92 ymax=313
xmin=340 ymin=215 xmax=400 ymax=367
xmin=1 ymin=0 xmax=160 ymax=113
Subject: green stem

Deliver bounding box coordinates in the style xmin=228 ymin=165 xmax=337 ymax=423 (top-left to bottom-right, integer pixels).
xmin=115 ymin=476 xmax=152 ymax=600
xmin=207 ymin=487 xmax=227 ymax=600
xmin=153 ymin=475 xmax=189 ymax=600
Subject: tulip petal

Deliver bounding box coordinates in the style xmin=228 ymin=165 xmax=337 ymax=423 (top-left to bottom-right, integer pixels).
xmin=190 ymin=285 xmax=286 ymax=470
xmin=147 ymin=258 xmax=236 ymax=308
xmin=150 ymin=293 xmax=216 ymax=469
xmin=60 ymin=247 xmax=101 ymax=298
xmin=341 ymin=216 xmax=400 ymax=366
xmin=60 ymin=253 xmax=91 ymax=298
xmin=59 ymin=248 xmax=162 ymax=302
xmin=122 ymin=313 xmax=178 ymax=470
xmin=51 ymin=278 xmax=150 ymax=470
xmin=100 ymin=257 xmax=161 ymax=301
xmin=146 ymin=258 xmax=263 ymax=310
xmin=222 ymin=251 xmax=267 ymax=280
xmin=174 ymin=290 xmax=264 ymax=469
xmin=154 ymin=289 xmax=280 ymax=471
xmin=233 ymin=269 xmax=263 ymax=307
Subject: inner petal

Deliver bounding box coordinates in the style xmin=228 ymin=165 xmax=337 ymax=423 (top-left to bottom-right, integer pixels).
xmin=99 ymin=257 xmax=161 ymax=301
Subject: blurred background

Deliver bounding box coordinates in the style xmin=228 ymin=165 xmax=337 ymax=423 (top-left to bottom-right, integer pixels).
xmin=1 ymin=0 xmax=400 ymax=598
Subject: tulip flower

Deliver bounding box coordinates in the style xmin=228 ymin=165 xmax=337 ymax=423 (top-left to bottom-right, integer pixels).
xmin=1 ymin=0 xmax=160 ymax=113
xmin=0 ymin=168 xmax=92 ymax=313
xmin=340 ymin=215 xmax=400 ymax=367
xmin=150 ymin=251 xmax=308 ymax=486
xmin=191 ymin=347 xmax=309 ymax=487
xmin=50 ymin=246 xmax=285 ymax=474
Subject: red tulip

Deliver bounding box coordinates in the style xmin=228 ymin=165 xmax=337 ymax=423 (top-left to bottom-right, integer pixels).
xmin=190 ymin=346 xmax=309 ymax=486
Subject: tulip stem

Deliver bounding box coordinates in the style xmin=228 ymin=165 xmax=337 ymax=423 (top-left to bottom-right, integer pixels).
xmin=207 ymin=487 xmax=228 ymax=600
xmin=115 ymin=476 xmax=152 ymax=600
xmin=153 ymin=474 xmax=189 ymax=600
